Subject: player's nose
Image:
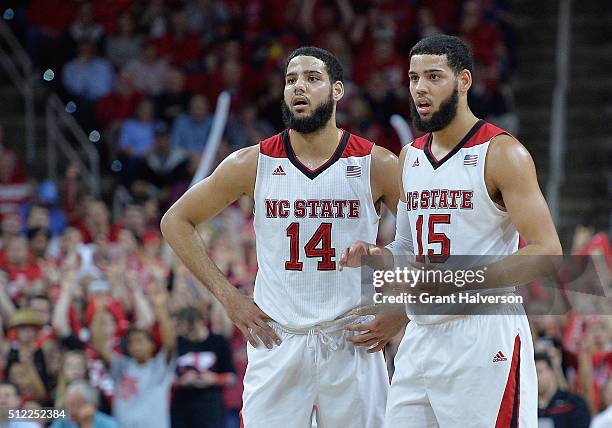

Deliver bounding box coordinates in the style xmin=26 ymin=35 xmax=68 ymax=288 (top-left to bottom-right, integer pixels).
xmin=414 ymin=79 xmax=428 ymax=94
xmin=293 ymin=76 xmax=307 ymax=92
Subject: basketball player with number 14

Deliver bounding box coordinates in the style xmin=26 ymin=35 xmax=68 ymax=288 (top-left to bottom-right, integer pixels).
xmin=161 ymin=46 xmax=405 ymax=427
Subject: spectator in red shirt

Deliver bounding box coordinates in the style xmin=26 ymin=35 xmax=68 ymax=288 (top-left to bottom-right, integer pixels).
xmin=154 ymin=9 xmax=203 ymax=70
xmin=0 ymin=127 xmax=31 ymax=219
xmin=26 ymin=0 xmax=78 ymax=69
xmin=459 ymin=0 xmax=504 ymax=68
xmin=578 ymin=317 xmax=612 ymax=414
xmin=72 ymin=200 xmax=120 ymax=245
xmin=91 ymin=0 xmax=133 ymax=34
xmin=96 ymin=70 xmax=143 ymax=141
xmin=0 ymin=237 xmax=43 ymax=302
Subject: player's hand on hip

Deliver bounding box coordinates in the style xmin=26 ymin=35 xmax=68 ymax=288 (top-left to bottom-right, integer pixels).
xmin=226 ymin=293 xmax=281 ymax=349
xmin=338 ymin=240 xmax=382 ymax=271
xmin=345 ymin=304 xmax=408 ymax=353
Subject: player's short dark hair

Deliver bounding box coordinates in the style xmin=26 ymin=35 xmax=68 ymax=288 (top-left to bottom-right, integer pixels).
xmin=534 ymin=352 xmax=553 ymax=369
xmin=409 ymin=34 xmax=473 ymax=75
xmin=284 ymin=46 xmax=343 ymax=83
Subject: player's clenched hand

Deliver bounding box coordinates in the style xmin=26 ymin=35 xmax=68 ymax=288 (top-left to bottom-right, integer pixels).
xmin=225 ymin=293 xmax=281 ymax=349
xmin=338 ymin=240 xmax=382 ymax=271
xmin=345 ymin=305 xmax=408 ymax=353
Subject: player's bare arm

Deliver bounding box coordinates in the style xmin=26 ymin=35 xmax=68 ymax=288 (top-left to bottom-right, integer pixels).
xmin=160 ymin=145 xmax=281 ymax=349
xmin=475 ymin=134 xmax=563 ymax=287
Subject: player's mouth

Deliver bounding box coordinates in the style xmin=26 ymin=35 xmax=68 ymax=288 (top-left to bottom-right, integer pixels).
xmin=292 ymin=97 xmax=309 ymax=112
xmin=416 ymin=99 xmax=433 ymax=116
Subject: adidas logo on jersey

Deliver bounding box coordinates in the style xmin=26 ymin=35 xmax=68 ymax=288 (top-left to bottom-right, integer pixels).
xmin=493 ymin=351 xmax=507 ymax=362
xmin=412 ymin=158 xmax=420 ymax=167
xmin=272 ymin=165 xmax=286 ymax=176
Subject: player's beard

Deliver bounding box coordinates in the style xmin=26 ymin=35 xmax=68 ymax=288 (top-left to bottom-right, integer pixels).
xmin=281 ymin=91 xmax=334 ymax=134
xmin=410 ymin=87 xmax=459 ymax=133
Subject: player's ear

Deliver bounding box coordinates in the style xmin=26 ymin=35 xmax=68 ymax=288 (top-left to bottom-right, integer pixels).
xmin=333 ymin=81 xmax=344 ymax=102
xmin=458 ymin=69 xmax=472 ymax=94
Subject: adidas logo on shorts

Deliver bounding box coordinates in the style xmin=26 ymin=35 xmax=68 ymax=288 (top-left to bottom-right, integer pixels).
xmin=492 ymin=351 xmax=507 ymax=362
xmin=272 ymin=165 xmax=286 ymax=176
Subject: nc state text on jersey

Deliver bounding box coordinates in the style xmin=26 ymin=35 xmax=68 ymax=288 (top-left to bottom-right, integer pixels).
xmin=406 ymin=189 xmax=474 ymax=211
xmin=265 ymin=199 xmax=360 ymax=219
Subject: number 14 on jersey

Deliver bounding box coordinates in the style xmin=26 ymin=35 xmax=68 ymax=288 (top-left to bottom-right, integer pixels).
xmin=285 ymin=222 xmax=336 ymax=271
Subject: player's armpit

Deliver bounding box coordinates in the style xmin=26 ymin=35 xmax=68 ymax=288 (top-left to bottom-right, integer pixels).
xmin=370 ymin=145 xmax=400 ymax=216
xmin=486 ymin=134 xmax=562 ymax=256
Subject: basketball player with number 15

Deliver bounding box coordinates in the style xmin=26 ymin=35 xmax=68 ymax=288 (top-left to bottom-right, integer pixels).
xmin=340 ymin=35 xmax=563 ymax=427
xmin=161 ymin=47 xmax=405 ymax=427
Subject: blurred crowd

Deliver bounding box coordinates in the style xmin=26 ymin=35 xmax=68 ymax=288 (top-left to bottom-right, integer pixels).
xmin=0 ymin=0 xmax=609 ymax=428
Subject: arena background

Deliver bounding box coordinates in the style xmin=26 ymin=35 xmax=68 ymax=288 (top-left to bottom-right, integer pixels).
xmin=0 ymin=0 xmax=610 ymax=427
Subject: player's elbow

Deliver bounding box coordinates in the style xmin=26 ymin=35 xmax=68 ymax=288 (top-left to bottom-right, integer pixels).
xmin=160 ymin=208 xmax=178 ymax=239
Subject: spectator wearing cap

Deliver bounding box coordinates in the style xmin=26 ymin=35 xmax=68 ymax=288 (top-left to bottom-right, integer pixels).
xmin=0 ymin=382 xmax=42 ymax=428
xmin=171 ymin=306 xmax=235 ymax=428
xmin=4 ymin=310 xmax=49 ymax=403
xmin=50 ymin=380 xmax=118 ymax=428
xmin=537 ymin=352 xmax=591 ymax=428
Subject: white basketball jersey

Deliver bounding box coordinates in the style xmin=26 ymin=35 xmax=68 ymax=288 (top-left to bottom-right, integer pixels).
xmin=402 ymin=120 xmax=520 ymax=324
xmin=253 ymin=130 xmax=380 ymax=329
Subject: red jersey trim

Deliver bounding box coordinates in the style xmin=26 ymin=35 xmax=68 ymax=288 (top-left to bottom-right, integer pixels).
xmin=411 ymin=134 xmax=428 ymax=150
xmin=283 ymin=129 xmax=351 ymax=180
xmin=495 ymin=334 xmax=521 ymax=428
xmin=259 ymin=133 xmax=287 ymax=158
xmin=341 ymin=134 xmax=374 ymax=157
xmin=463 ymin=122 xmax=512 ymax=148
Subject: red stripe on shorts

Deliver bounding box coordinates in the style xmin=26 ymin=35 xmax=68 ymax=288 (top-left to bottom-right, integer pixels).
xmin=495 ymin=334 xmax=521 ymax=428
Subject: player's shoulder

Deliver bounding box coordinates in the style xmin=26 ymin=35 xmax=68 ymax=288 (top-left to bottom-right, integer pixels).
xmin=259 ymin=131 xmax=288 ymax=158
xmin=486 ymin=130 xmax=532 ymax=166
xmin=225 ymin=144 xmax=259 ymax=168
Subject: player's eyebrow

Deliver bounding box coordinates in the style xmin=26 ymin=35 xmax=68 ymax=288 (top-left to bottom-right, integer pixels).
xmin=408 ymin=68 xmax=446 ymax=75
xmin=285 ymin=70 xmax=324 ymax=77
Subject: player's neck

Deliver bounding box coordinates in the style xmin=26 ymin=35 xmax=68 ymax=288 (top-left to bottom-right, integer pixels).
xmin=289 ymin=122 xmax=342 ymax=159
xmin=431 ymin=109 xmax=479 ymax=152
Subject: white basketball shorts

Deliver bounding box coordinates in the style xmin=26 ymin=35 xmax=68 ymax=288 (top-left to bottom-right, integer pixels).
xmin=241 ymin=316 xmax=389 ymax=428
xmin=385 ymin=304 xmax=537 ymax=428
